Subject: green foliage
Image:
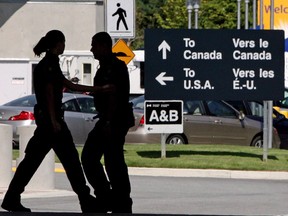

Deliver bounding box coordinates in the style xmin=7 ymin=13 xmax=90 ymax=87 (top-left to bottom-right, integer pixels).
xmin=131 ymin=0 xmax=166 ymax=49
xmin=132 ymin=0 xmax=254 ymax=49
xmin=200 ymin=0 xmax=238 ymax=29
xmin=155 ymin=0 xmax=188 ymax=29
xmin=200 ymin=0 xmax=253 ymax=29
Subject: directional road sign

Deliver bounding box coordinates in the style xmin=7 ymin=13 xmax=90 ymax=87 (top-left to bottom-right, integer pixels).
xmin=106 ymin=0 xmax=135 ymax=38
xmin=144 ymin=100 xmax=183 ymax=134
xmin=112 ymin=39 xmax=135 ymax=65
xmin=144 ymin=29 xmax=285 ymax=100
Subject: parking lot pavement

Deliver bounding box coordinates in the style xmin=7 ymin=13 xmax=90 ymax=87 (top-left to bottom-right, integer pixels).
xmin=0 ymin=164 xmax=288 ymax=216
xmin=1 ymin=163 xmax=288 ymax=201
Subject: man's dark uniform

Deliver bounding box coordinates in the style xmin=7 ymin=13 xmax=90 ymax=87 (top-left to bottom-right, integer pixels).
xmin=81 ymin=54 xmax=133 ymax=213
xmin=2 ymin=53 xmax=94 ymax=212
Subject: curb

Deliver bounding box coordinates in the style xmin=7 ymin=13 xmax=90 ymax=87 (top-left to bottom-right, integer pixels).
xmin=127 ymin=167 xmax=288 ymax=180
xmin=11 ymin=162 xmax=288 ymax=180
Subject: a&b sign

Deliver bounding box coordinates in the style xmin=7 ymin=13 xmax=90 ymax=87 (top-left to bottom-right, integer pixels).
xmin=144 ymin=100 xmax=183 ymax=134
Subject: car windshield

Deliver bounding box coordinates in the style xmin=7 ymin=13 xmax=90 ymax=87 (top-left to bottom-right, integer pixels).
xmin=130 ymin=95 xmax=144 ymax=110
xmin=3 ymin=95 xmax=37 ymax=107
xmin=206 ymin=101 xmax=236 ymax=117
xmin=247 ymin=101 xmax=264 ymax=117
xmin=279 ymin=97 xmax=288 ymax=108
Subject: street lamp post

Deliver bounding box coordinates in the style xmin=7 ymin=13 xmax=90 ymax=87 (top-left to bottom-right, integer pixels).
xmin=186 ymin=0 xmax=200 ymax=30
xmin=194 ymin=1 xmax=200 ymax=29
xmin=186 ymin=0 xmax=193 ymax=29
xmin=237 ymin=0 xmax=242 ymax=29
xmin=245 ymin=0 xmax=250 ymax=29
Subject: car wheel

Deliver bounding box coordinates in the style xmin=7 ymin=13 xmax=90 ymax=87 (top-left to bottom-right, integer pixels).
xmin=251 ymin=135 xmax=263 ymax=148
xmin=166 ymin=134 xmax=186 ymax=145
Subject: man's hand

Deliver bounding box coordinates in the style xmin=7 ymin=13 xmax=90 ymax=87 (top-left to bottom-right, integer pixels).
xmin=99 ymin=84 xmax=116 ymax=93
xmin=51 ymin=120 xmax=62 ymax=134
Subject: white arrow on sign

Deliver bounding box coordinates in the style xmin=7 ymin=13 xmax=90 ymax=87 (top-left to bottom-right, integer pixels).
xmin=158 ymin=40 xmax=171 ymax=60
xmin=156 ymin=72 xmax=174 ymax=85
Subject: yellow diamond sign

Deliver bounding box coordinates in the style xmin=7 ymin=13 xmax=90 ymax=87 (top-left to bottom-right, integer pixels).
xmin=112 ymin=39 xmax=135 ymax=65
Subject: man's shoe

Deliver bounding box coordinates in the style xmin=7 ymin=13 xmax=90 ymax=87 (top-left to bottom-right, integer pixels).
xmin=1 ymin=201 xmax=31 ymax=212
xmin=112 ymin=197 xmax=133 ymax=213
xmin=80 ymin=194 xmax=105 ymax=213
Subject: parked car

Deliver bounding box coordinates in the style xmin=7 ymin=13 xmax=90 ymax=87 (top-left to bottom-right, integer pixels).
xmin=226 ymin=100 xmax=288 ymax=149
xmin=274 ymin=97 xmax=288 ymax=118
xmin=126 ymin=95 xmax=280 ymax=148
xmin=0 ymin=93 xmax=98 ymax=148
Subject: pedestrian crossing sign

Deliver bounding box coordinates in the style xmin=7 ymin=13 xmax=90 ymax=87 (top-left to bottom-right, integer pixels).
xmin=106 ymin=0 xmax=135 ymax=38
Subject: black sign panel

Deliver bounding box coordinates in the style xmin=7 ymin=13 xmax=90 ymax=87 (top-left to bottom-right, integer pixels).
xmin=144 ymin=29 xmax=284 ymax=100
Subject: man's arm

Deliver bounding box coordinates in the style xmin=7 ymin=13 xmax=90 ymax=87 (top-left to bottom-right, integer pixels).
xmin=63 ymin=78 xmax=114 ymax=93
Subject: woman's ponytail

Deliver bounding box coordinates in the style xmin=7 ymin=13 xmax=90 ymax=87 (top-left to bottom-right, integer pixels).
xmin=33 ymin=30 xmax=65 ymax=57
xmin=33 ymin=36 xmax=48 ymax=56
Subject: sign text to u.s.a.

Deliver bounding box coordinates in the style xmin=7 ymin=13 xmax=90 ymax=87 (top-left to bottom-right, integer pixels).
xmin=144 ymin=101 xmax=183 ymax=134
xmin=144 ymin=29 xmax=285 ymax=100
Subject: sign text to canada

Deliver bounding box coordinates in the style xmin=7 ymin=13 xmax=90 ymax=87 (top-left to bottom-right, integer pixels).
xmin=145 ymin=29 xmax=284 ymax=100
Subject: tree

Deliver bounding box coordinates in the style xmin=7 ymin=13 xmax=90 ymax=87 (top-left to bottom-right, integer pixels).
xmin=131 ymin=0 xmax=165 ymax=49
xmin=155 ymin=0 xmax=187 ymax=29
xmin=200 ymin=0 xmax=253 ymax=29
xmin=132 ymin=0 xmax=254 ymax=49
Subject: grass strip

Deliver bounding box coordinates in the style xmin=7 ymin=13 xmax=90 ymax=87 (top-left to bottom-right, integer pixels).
xmin=13 ymin=144 xmax=288 ymax=171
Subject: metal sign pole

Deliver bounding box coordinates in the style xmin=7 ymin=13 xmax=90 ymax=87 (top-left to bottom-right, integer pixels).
xmin=259 ymin=0 xmax=267 ymax=161
xmin=262 ymin=0 xmax=274 ymax=161
xmin=263 ymin=101 xmax=268 ymax=161
xmin=268 ymin=0 xmax=274 ymax=150
xmin=161 ymin=133 xmax=167 ymax=159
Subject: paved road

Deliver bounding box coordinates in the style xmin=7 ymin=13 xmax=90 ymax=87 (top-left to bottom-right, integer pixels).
xmin=1 ymin=170 xmax=288 ymax=215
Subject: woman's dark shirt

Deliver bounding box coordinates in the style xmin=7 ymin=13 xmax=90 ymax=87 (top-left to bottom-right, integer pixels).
xmin=33 ymin=52 xmax=65 ymax=119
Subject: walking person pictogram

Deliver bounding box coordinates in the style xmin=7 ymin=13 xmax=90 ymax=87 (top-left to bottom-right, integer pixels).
xmin=112 ymin=3 xmax=128 ymax=30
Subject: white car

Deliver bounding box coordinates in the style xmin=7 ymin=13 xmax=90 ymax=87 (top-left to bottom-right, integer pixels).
xmin=0 ymin=93 xmax=98 ymax=148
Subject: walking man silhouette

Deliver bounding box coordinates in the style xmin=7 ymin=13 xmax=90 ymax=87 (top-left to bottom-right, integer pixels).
xmin=112 ymin=3 xmax=128 ymax=30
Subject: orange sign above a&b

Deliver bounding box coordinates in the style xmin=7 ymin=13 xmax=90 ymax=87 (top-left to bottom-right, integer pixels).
xmin=112 ymin=39 xmax=135 ymax=65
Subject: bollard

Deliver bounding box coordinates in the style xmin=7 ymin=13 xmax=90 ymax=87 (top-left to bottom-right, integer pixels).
xmin=17 ymin=125 xmax=55 ymax=190
xmin=0 ymin=124 xmax=13 ymax=188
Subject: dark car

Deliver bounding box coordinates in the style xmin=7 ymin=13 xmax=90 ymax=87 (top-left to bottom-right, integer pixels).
xmin=226 ymin=100 xmax=288 ymax=149
xmin=126 ymin=95 xmax=280 ymax=148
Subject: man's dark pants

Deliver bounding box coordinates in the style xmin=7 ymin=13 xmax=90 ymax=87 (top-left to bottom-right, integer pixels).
xmin=81 ymin=119 xmax=132 ymax=213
